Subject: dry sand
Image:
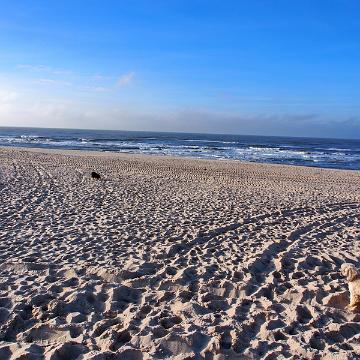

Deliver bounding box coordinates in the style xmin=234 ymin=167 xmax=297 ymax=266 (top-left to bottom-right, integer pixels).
xmin=0 ymin=146 xmax=359 ymax=360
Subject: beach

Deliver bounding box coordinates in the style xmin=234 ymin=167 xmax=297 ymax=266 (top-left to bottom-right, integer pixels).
xmin=0 ymin=146 xmax=359 ymax=359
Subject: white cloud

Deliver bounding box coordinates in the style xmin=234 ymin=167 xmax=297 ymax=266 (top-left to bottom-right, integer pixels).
xmin=37 ymin=78 xmax=57 ymax=84
xmin=91 ymin=74 xmax=110 ymax=81
xmin=34 ymin=78 xmax=72 ymax=86
xmin=90 ymin=86 xmax=112 ymax=92
xmin=82 ymin=86 xmax=112 ymax=93
xmin=0 ymin=89 xmax=22 ymax=121
xmin=1 ymin=101 xmax=359 ymax=138
xmin=116 ymin=72 xmax=135 ymax=87
xmin=0 ymin=90 xmax=18 ymax=103
xmin=17 ymin=64 xmax=71 ymax=75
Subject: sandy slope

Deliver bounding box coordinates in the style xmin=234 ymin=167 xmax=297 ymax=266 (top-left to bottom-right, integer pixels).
xmin=0 ymin=147 xmax=359 ymax=360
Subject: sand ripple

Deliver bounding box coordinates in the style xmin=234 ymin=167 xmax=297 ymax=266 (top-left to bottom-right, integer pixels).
xmin=0 ymin=147 xmax=359 ymax=359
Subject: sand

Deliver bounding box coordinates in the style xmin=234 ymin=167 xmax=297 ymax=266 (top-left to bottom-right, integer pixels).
xmin=0 ymin=146 xmax=359 ymax=360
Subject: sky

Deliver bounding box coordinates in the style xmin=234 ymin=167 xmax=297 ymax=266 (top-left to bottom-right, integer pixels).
xmin=0 ymin=0 xmax=360 ymax=138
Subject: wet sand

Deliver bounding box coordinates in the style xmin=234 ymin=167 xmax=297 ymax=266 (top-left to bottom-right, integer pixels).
xmin=0 ymin=146 xmax=359 ymax=359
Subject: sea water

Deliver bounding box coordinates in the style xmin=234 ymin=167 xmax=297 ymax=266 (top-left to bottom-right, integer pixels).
xmin=1 ymin=127 xmax=359 ymax=170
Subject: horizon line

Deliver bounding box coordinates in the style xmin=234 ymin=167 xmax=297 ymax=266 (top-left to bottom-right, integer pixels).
xmin=0 ymin=125 xmax=359 ymax=142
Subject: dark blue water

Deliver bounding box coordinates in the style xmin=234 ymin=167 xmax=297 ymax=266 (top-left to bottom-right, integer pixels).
xmin=1 ymin=127 xmax=360 ymax=170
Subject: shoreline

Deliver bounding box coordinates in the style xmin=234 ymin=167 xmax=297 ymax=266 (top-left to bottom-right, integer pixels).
xmin=1 ymin=145 xmax=359 ymax=174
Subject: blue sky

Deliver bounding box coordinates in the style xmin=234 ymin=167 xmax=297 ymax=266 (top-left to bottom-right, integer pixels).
xmin=0 ymin=0 xmax=359 ymax=138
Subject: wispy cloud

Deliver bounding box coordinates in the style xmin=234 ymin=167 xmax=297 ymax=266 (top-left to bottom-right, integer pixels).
xmin=0 ymin=96 xmax=359 ymax=138
xmin=86 ymin=72 xmax=135 ymax=92
xmin=84 ymin=86 xmax=112 ymax=93
xmin=0 ymin=90 xmax=18 ymax=103
xmin=17 ymin=64 xmax=71 ymax=75
xmin=0 ymin=89 xmax=19 ymax=114
xmin=116 ymin=72 xmax=135 ymax=87
xmin=91 ymin=74 xmax=111 ymax=81
xmin=17 ymin=65 xmax=135 ymax=93
xmin=34 ymin=78 xmax=72 ymax=86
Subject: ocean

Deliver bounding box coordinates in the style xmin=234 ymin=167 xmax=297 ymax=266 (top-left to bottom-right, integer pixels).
xmin=0 ymin=127 xmax=359 ymax=170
